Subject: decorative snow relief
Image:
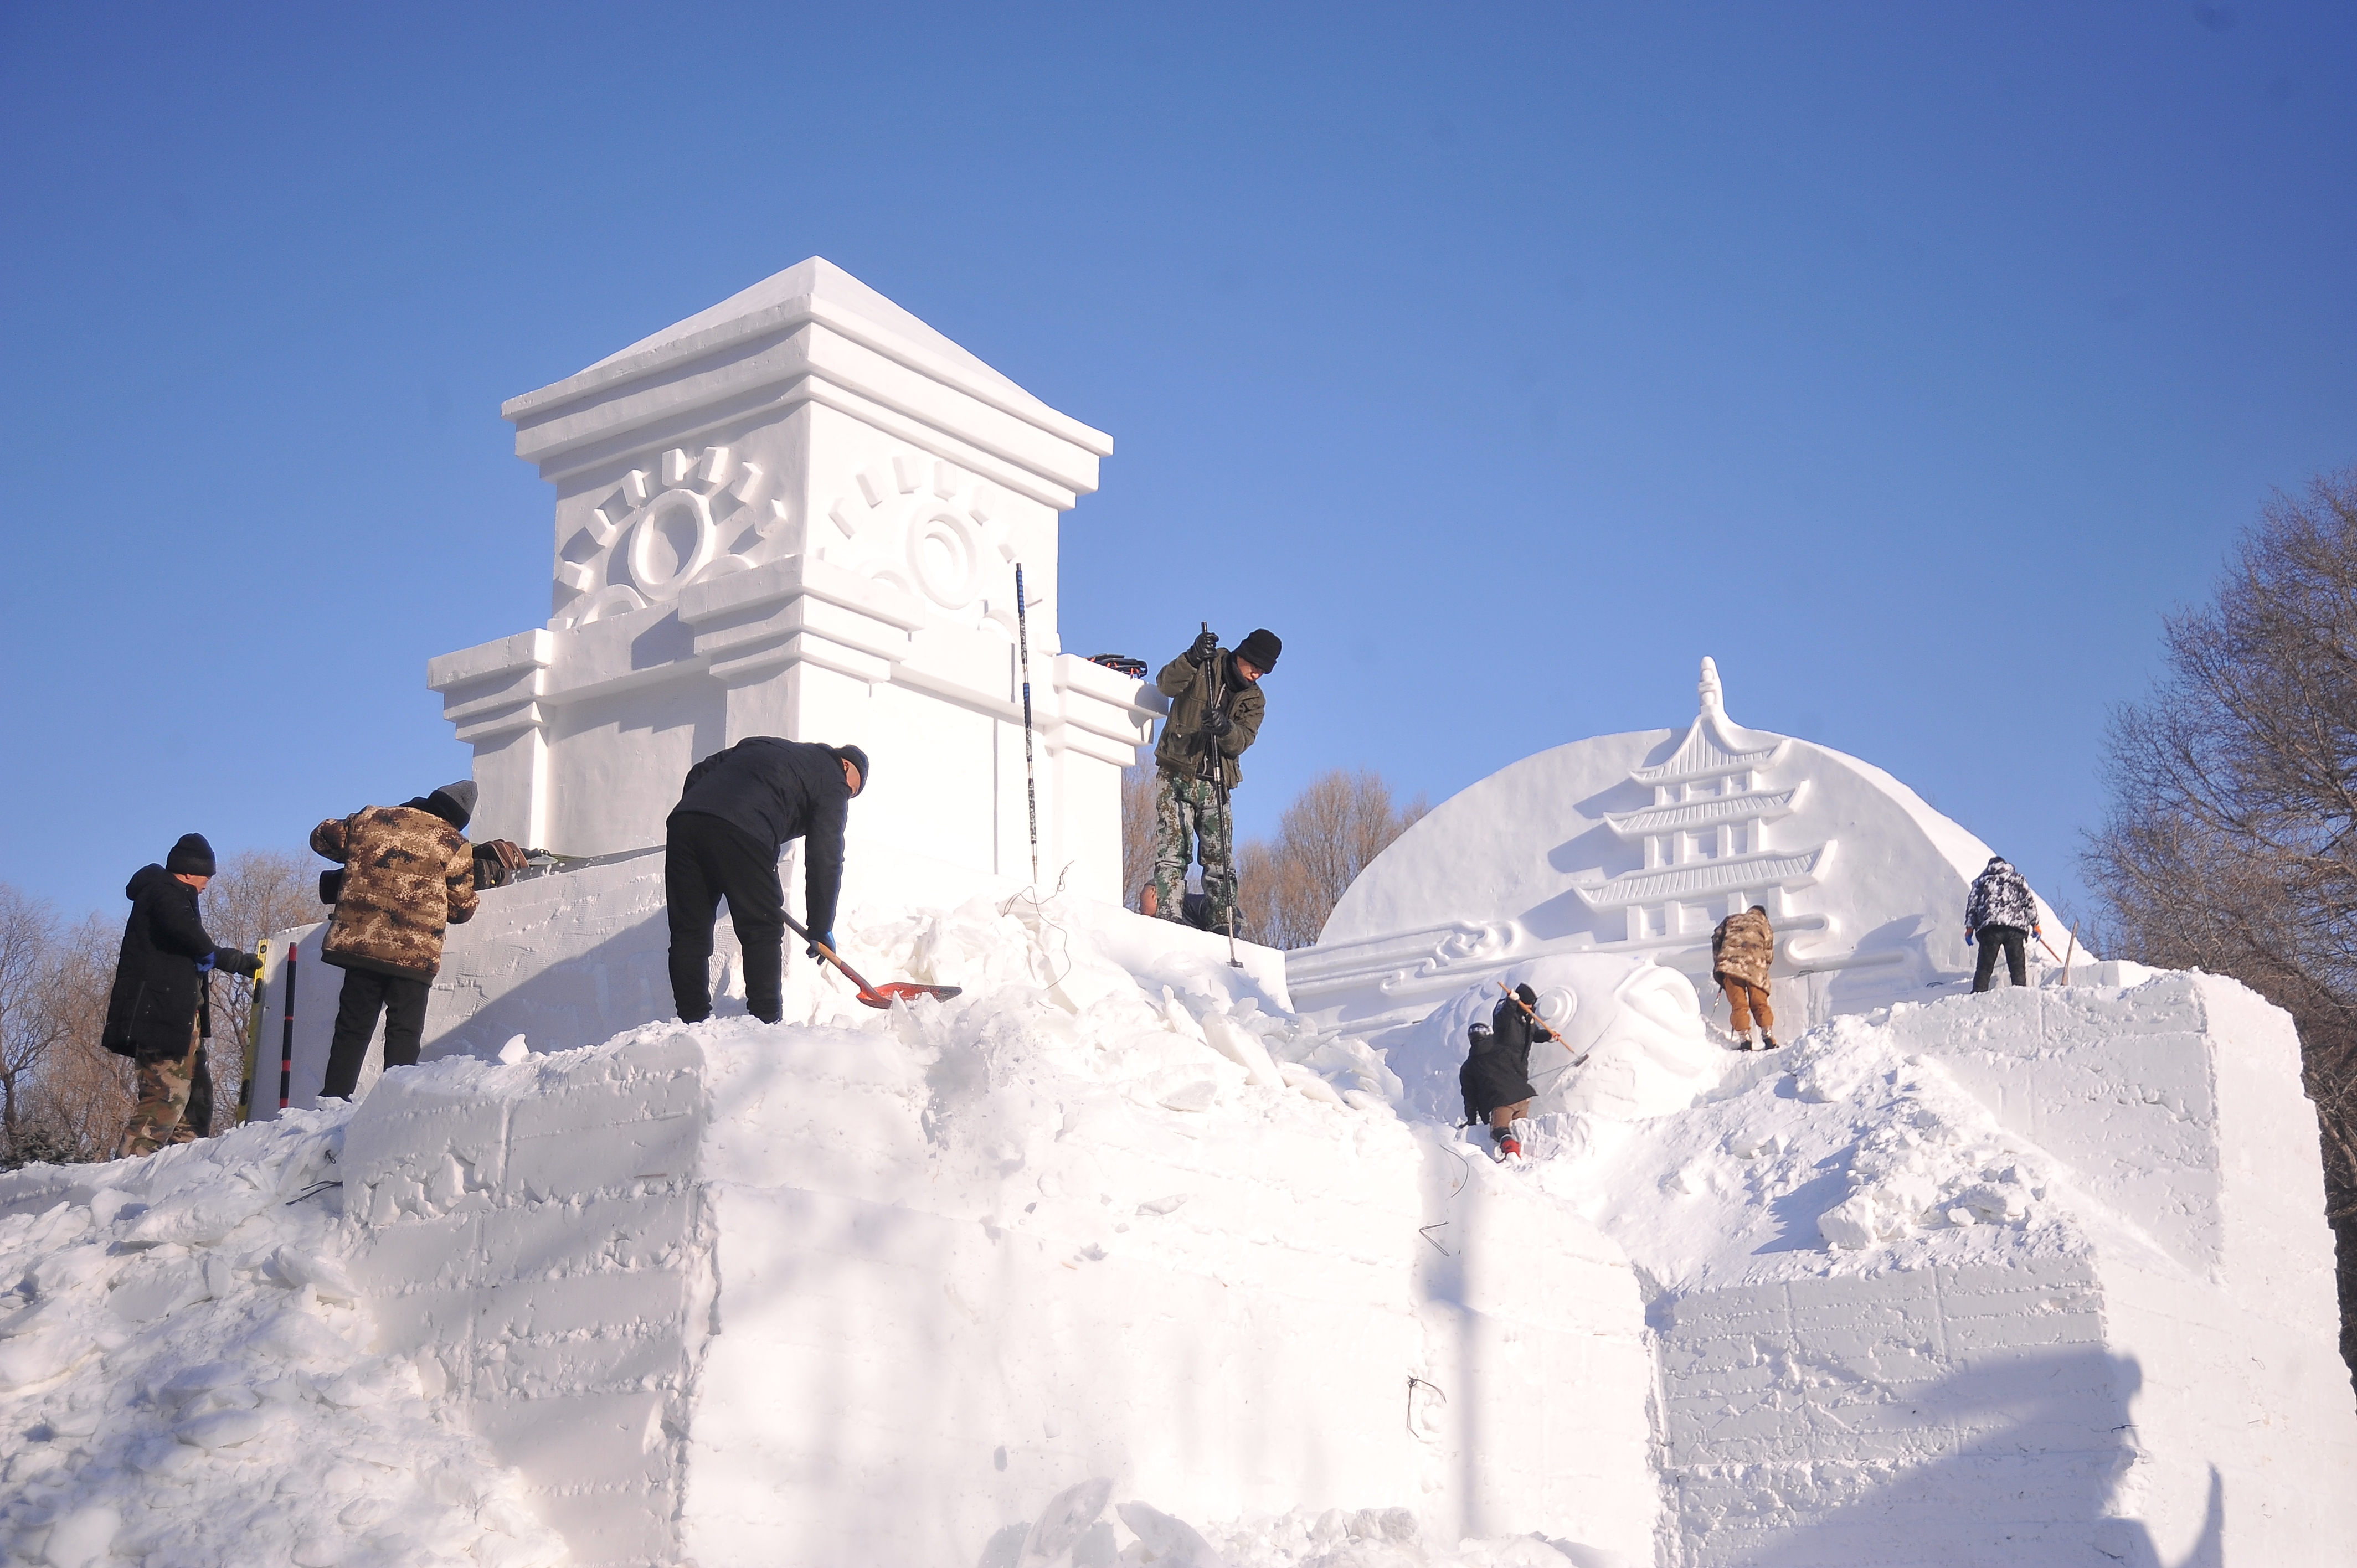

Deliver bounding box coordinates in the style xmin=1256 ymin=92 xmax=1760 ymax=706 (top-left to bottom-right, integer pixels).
xmin=819 ymin=453 xmax=1016 ymax=633
xmin=554 ymin=444 xmax=785 ymax=627
xmin=1574 ymin=657 xmax=1831 ymax=941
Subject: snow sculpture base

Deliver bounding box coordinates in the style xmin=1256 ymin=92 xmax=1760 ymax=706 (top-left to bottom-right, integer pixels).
xmin=1542 ymin=973 xmax=2357 ymax=1566
xmin=338 ymin=979 xmax=1657 ymax=1566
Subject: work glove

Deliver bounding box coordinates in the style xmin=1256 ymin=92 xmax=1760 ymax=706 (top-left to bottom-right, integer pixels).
xmin=1202 ymin=708 xmax=1234 ymax=740
xmin=805 ymin=930 xmax=836 ymax=960
xmin=1185 ymin=628 xmax=1219 ymax=667
xmin=229 ymin=950 xmax=263 ymax=978
xmin=1965 ymin=929 xmax=1977 ymax=946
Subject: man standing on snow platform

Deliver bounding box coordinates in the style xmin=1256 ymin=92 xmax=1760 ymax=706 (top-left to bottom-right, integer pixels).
xmin=1461 ymin=983 xmax=1555 ymax=1160
xmin=666 ymin=738 xmax=867 ymax=1025
xmin=312 ymin=781 xmax=482 ymax=1099
xmin=104 ymin=833 xmax=262 ymax=1156
xmin=1965 ymin=855 xmax=2040 ymax=993
xmin=1151 ymin=626 xmax=1279 ymax=936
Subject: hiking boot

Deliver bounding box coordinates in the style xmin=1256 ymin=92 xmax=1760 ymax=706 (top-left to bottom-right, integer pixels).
xmin=1762 ymin=1034 xmax=1780 ymax=1051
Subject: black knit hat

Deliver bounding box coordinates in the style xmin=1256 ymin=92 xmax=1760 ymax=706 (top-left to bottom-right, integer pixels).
xmin=1236 ymin=628 xmax=1282 ymax=672
xmin=425 ymin=780 xmax=478 ymax=830
xmin=1514 ymin=982 xmax=1538 ymax=1008
xmin=165 ymin=833 xmax=216 ymax=877
xmin=831 ymin=744 xmax=871 ymax=795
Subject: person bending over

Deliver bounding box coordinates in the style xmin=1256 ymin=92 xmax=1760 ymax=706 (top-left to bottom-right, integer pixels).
xmin=1711 ymin=904 xmax=1778 ymax=1050
xmin=1461 ymin=983 xmax=1555 ymax=1160
xmin=667 ymin=737 xmax=867 ymax=1024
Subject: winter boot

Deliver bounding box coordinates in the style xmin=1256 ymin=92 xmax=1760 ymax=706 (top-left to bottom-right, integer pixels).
xmin=1761 ymin=1033 xmax=1780 ymax=1051
xmin=1491 ymin=1125 xmax=1521 ymax=1162
xmin=1744 ymin=1025 xmax=1763 ymax=1052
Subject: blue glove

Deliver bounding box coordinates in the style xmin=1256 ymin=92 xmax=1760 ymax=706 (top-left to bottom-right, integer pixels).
xmin=195 ymin=952 xmax=217 ymax=973
xmin=805 ymin=930 xmax=835 ymax=960
xmin=1964 ymin=930 xmax=1976 ymax=946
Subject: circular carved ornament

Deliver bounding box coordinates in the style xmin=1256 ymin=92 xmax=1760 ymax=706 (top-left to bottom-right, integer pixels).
xmin=627 ymin=489 xmax=717 ymax=601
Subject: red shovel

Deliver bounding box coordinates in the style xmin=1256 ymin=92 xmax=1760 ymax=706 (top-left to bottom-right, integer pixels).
xmin=781 ymin=912 xmax=962 ymax=1009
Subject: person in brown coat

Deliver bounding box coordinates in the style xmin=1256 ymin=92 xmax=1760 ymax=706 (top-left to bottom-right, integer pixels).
xmin=1711 ymin=904 xmax=1778 ymax=1050
xmin=310 ymin=780 xmax=480 ymax=1098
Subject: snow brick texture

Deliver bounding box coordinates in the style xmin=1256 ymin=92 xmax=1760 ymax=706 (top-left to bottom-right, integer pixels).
xmin=338 ymin=892 xmax=1659 ymax=1568
xmin=0 ymin=1113 xmax=567 ymax=1568
xmin=1527 ymin=971 xmax=2357 ymax=1567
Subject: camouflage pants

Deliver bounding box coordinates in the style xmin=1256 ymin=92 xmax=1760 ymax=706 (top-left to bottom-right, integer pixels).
xmin=117 ymin=1023 xmax=211 ymax=1159
xmin=1151 ymin=771 xmax=1234 ymax=932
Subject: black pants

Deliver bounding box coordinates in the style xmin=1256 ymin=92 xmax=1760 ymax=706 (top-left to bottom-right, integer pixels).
xmin=1973 ymin=925 xmax=2029 ymax=992
xmin=667 ymin=811 xmax=785 ymax=1024
xmin=322 ymin=967 xmax=431 ymax=1098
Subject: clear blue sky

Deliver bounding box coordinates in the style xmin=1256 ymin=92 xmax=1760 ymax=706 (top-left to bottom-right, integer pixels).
xmin=4 ymin=3 xmax=2351 ymax=931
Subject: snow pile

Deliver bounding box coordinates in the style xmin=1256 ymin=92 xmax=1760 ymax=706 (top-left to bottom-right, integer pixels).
xmin=0 ymin=1112 xmax=565 ymax=1568
xmin=1512 ymin=1008 xmax=2078 ymax=1283
xmin=1387 ymin=956 xmax=1729 ymax=1126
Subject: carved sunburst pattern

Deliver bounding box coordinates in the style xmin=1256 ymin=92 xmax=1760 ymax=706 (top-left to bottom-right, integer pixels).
xmin=554 ymin=445 xmax=785 ymax=628
xmin=817 ymin=455 xmax=1020 ymax=636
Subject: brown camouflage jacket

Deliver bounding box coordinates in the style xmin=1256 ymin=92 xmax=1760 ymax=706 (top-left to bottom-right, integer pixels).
xmin=310 ymin=806 xmax=477 ymax=980
xmin=1711 ymin=907 xmax=1774 ymax=989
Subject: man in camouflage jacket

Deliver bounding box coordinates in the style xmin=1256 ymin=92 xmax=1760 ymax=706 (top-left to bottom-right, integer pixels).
xmin=1711 ymin=904 xmax=1778 ymax=1050
xmin=1965 ymin=855 xmax=2040 ymax=993
xmin=1151 ymin=626 xmax=1279 ymax=935
xmin=310 ymin=780 xmax=480 ymax=1098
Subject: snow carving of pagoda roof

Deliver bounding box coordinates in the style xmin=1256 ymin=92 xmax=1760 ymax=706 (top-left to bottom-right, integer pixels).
xmin=1573 ymin=845 xmax=1831 ymax=910
xmin=1602 ymin=785 xmax=1802 ymax=840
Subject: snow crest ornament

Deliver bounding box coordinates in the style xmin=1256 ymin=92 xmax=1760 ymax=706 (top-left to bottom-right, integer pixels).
xmin=554 ymin=443 xmax=786 ymax=627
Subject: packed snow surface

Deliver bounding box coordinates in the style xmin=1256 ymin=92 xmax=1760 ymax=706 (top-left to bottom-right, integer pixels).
xmin=9 ymin=874 xmax=2352 ymax=1566
xmin=6 ymin=888 xmax=1649 ymax=1567
xmin=0 ymin=1112 xmax=567 ymax=1568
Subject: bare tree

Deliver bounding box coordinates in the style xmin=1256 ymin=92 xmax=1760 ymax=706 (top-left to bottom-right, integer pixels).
xmin=1120 ymin=765 xmax=1158 ymax=911
xmin=200 ymin=849 xmax=322 ymax=1070
xmin=2081 ymin=466 xmax=2357 ymax=1381
xmin=1236 ymin=768 xmax=1428 ymax=950
xmin=19 ymin=914 xmax=136 ymax=1164
xmin=0 ymin=885 xmax=71 ymax=1163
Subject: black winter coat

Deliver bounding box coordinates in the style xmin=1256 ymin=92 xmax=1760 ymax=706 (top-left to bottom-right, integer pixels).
xmin=103 ymin=865 xmax=246 ymax=1059
xmin=1459 ymin=996 xmax=1553 ymax=1122
xmin=671 ymin=737 xmax=851 ymax=936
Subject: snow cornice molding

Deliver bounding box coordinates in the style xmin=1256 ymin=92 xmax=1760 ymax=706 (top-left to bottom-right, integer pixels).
xmin=502 ymin=283 xmax=1113 ymax=462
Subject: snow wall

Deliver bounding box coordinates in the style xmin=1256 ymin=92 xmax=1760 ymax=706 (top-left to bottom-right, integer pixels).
xmin=241 ymin=861 xmax=1658 ymax=1566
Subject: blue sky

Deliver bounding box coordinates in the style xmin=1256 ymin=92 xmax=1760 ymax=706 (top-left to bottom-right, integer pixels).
xmin=3 ymin=2 xmax=2351 ymax=930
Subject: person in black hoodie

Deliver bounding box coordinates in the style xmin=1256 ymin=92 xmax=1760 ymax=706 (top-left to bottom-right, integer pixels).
xmin=666 ymin=737 xmax=869 ymax=1024
xmin=104 ymin=834 xmax=261 ymax=1157
xmin=1459 ymin=982 xmax=1557 ymax=1160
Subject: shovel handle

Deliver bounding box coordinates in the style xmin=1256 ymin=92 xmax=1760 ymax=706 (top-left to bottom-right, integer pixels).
xmin=778 ymin=910 xmax=882 ymax=997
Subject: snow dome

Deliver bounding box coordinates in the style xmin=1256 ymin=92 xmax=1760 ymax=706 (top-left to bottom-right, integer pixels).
xmin=1290 ymin=658 xmax=2079 ymax=1045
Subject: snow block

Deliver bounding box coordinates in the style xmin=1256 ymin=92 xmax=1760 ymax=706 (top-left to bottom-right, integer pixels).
xmin=1576 ymin=972 xmax=2357 ymax=1567
xmin=340 ymin=993 xmax=1657 ymax=1566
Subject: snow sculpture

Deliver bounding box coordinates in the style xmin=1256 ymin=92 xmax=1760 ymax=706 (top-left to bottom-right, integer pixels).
xmin=426 ymin=259 xmax=1155 ymax=903
xmin=1291 ymin=657 xmax=2079 ymax=1045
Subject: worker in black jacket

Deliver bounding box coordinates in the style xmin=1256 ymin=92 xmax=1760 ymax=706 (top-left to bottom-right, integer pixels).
xmin=666 ymin=737 xmax=869 ymax=1024
xmin=103 ymin=834 xmax=261 ymax=1157
xmin=1459 ymin=982 xmax=1555 ymax=1161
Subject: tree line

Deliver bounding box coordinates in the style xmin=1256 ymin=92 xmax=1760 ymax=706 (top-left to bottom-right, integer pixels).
xmin=0 ymin=852 xmax=317 ymax=1167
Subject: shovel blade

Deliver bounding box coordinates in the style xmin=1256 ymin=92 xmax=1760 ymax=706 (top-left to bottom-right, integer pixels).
xmin=860 ymin=982 xmax=963 ymax=1007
